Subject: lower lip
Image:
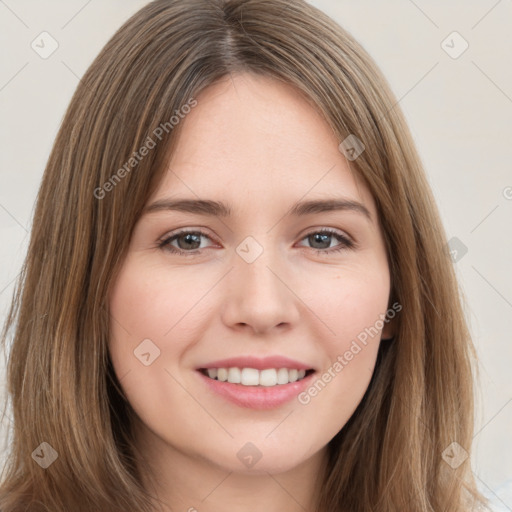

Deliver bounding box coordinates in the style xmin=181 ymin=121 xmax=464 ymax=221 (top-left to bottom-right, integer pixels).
xmin=197 ymin=370 xmax=315 ymax=410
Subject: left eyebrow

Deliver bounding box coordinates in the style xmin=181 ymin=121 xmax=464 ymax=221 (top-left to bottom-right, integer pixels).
xmin=288 ymin=198 xmax=372 ymax=223
xmin=143 ymin=197 xmax=373 ymax=223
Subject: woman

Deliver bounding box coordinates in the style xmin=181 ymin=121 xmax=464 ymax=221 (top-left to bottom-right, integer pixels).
xmin=0 ymin=0 xmax=489 ymax=510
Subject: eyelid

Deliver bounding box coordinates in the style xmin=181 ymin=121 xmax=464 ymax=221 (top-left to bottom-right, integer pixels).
xmin=157 ymin=227 xmax=218 ymax=250
xmin=296 ymin=227 xmax=355 ymax=253
xmin=157 ymin=226 xmax=356 ymax=256
xmin=298 ymin=226 xmax=353 ymax=243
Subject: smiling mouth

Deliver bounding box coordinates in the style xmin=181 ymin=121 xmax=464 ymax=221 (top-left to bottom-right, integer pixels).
xmin=198 ymin=367 xmax=315 ymax=387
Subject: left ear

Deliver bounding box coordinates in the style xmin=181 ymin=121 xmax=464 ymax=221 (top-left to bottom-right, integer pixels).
xmin=381 ymin=315 xmax=396 ymax=341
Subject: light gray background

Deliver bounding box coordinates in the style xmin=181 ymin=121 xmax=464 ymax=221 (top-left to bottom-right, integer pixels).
xmin=1 ymin=0 xmax=511 ymax=509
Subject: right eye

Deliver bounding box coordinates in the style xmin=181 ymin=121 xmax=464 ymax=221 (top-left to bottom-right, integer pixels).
xmin=158 ymin=229 xmax=216 ymax=256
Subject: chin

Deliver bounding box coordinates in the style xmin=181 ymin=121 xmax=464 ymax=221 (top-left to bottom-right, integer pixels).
xmin=204 ymin=437 xmax=322 ymax=475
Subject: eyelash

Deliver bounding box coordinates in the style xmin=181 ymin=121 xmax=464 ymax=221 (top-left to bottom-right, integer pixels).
xmin=157 ymin=228 xmax=355 ymax=257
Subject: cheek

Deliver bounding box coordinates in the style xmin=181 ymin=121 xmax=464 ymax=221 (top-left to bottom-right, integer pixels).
xmin=297 ymin=265 xmax=389 ymax=421
xmin=107 ymin=259 xmax=174 ymax=388
xmin=307 ymin=261 xmax=391 ymax=350
xmin=107 ymin=260 xmax=199 ymax=432
xmin=107 ymin=259 xmax=217 ymax=401
xmin=108 ymin=259 xmax=204 ymax=357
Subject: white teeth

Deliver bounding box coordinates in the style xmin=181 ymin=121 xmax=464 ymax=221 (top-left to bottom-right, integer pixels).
xmin=259 ymin=369 xmax=277 ymax=387
xmin=203 ymin=367 xmax=310 ymax=386
xmin=241 ymin=368 xmax=259 ymax=386
xmin=227 ymin=367 xmax=241 ymax=383
xmin=276 ymin=368 xmax=289 ymax=384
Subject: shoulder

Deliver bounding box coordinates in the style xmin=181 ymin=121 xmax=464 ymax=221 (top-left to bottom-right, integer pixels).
xmin=480 ymin=478 xmax=512 ymax=511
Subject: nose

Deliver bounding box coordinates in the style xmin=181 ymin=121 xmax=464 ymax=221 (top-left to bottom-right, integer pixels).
xmin=220 ymin=245 xmax=301 ymax=335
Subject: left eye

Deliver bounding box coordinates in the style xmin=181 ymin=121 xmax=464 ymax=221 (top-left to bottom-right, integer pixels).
xmin=158 ymin=228 xmax=354 ymax=256
xmin=297 ymin=229 xmax=354 ymax=254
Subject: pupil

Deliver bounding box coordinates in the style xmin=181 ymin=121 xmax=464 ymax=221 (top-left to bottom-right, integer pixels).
xmin=311 ymin=233 xmax=330 ymax=249
xmin=180 ymin=233 xmax=200 ymax=249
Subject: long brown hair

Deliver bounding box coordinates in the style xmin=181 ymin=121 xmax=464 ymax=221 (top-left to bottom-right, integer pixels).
xmin=0 ymin=0 xmax=489 ymax=510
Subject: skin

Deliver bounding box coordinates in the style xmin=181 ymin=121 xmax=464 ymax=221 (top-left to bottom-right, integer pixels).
xmin=108 ymin=72 xmax=395 ymax=512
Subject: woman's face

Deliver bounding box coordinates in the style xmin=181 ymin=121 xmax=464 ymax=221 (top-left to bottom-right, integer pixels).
xmin=109 ymin=72 xmax=394 ymax=476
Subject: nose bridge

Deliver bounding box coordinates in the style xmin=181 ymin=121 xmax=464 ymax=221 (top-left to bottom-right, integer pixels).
xmin=234 ymin=233 xmax=285 ymax=298
xmin=221 ymin=233 xmax=299 ymax=332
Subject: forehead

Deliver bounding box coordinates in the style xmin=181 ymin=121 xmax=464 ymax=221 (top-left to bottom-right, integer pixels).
xmin=152 ymin=72 xmax=375 ymax=216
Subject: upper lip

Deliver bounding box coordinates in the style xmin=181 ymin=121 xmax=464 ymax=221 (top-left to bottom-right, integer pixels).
xmin=197 ymin=355 xmax=315 ymax=371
